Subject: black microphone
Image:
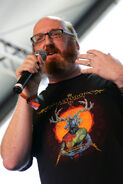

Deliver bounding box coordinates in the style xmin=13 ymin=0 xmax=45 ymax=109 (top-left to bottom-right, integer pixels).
xmin=13 ymin=50 xmax=47 ymax=94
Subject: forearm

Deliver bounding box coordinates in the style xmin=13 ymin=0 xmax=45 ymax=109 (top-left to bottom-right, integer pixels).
xmin=113 ymin=65 xmax=123 ymax=88
xmin=1 ymin=96 xmax=33 ymax=170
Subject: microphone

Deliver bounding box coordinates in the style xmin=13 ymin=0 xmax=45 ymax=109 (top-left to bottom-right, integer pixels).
xmin=13 ymin=50 xmax=47 ymax=94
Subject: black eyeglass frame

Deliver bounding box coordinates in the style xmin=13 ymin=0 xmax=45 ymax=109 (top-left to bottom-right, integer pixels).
xmin=30 ymin=29 xmax=75 ymax=45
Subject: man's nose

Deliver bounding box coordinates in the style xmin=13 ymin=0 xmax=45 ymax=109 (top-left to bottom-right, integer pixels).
xmin=45 ymin=34 xmax=53 ymax=45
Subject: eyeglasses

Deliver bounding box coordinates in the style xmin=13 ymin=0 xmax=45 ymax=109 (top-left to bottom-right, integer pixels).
xmin=30 ymin=29 xmax=75 ymax=45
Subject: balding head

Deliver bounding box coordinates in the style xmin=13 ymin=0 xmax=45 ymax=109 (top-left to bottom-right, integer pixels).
xmin=33 ymin=16 xmax=78 ymax=41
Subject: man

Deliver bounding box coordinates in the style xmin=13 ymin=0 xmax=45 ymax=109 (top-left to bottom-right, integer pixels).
xmin=1 ymin=16 xmax=123 ymax=184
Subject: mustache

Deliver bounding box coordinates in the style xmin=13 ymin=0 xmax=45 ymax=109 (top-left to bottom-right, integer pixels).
xmin=45 ymin=44 xmax=61 ymax=55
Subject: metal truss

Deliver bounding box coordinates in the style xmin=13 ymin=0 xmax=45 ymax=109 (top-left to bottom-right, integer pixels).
xmin=0 ymin=34 xmax=31 ymax=72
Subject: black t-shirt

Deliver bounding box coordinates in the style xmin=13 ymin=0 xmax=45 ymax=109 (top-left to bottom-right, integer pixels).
xmin=27 ymin=74 xmax=123 ymax=184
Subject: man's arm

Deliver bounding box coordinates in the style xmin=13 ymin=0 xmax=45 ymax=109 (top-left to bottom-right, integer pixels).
xmin=0 ymin=96 xmax=33 ymax=170
xmin=0 ymin=54 xmax=44 ymax=170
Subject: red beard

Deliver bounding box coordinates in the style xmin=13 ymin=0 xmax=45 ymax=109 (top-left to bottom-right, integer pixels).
xmin=44 ymin=42 xmax=78 ymax=77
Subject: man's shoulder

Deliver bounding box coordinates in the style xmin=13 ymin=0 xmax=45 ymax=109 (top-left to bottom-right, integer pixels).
xmin=80 ymin=73 xmax=113 ymax=89
xmin=87 ymin=74 xmax=122 ymax=97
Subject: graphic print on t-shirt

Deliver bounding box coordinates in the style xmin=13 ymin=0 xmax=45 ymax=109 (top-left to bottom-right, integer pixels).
xmin=50 ymin=98 xmax=101 ymax=165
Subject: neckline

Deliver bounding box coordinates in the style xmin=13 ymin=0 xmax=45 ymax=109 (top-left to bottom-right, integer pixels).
xmin=48 ymin=73 xmax=84 ymax=87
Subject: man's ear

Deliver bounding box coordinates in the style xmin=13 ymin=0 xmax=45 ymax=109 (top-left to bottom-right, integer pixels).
xmin=76 ymin=40 xmax=80 ymax=51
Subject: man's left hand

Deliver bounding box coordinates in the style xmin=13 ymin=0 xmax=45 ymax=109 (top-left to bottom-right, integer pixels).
xmin=76 ymin=49 xmax=123 ymax=87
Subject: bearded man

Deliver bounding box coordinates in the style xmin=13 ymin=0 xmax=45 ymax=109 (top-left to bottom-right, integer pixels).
xmin=1 ymin=16 xmax=123 ymax=184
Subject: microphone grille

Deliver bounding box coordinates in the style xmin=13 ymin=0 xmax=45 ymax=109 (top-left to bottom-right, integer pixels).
xmin=35 ymin=50 xmax=47 ymax=61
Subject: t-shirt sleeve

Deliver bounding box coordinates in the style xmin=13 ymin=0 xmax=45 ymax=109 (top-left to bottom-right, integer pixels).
xmin=106 ymin=82 xmax=123 ymax=145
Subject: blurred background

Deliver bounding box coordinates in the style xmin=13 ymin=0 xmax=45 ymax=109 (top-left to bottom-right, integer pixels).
xmin=0 ymin=0 xmax=123 ymax=183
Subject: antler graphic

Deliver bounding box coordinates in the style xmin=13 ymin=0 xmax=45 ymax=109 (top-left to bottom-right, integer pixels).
xmin=50 ymin=108 xmax=67 ymax=124
xmin=73 ymin=99 xmax=94 ymax=117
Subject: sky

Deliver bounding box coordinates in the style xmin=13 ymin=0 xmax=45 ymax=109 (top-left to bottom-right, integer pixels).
xmin=0 ymin=0 xmax=123 ymax=184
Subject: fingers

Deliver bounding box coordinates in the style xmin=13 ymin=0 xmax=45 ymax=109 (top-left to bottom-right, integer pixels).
xmin=81 ymin=68 xmax=94 ymax=74
xmin=23 ymin=56 xmax=39 ymax=73
xmin=76 ymin=49 xmax=105 ymax=67
xmin=76 ymin=53 xmax=94 ymax=67
xmin=87 ymin=49 xmax=105 ymax=56
xmin=27 ymin=54 xmax=44 ymax=67
xmin=16 ymin=54 xmax=43 ymax=79
xmin=76 ymin=58 xmax=91 ymax=67
xmin=76 ymin=50 xmax=103 ymax=74
xmin=77 ymin=54 xmax=95 ymax=60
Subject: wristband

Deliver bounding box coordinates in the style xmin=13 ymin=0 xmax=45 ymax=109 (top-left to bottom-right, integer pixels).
xmin=20 ymin=92 xmax=40 ymax=110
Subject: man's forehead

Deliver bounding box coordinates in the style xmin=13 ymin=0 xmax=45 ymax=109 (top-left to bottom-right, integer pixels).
xmin=33 ymin=17 xmax=65 ymax=34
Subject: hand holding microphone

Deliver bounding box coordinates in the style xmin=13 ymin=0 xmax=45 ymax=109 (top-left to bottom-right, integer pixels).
xmin=13 ymin=50 xmax=47 ymax=94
